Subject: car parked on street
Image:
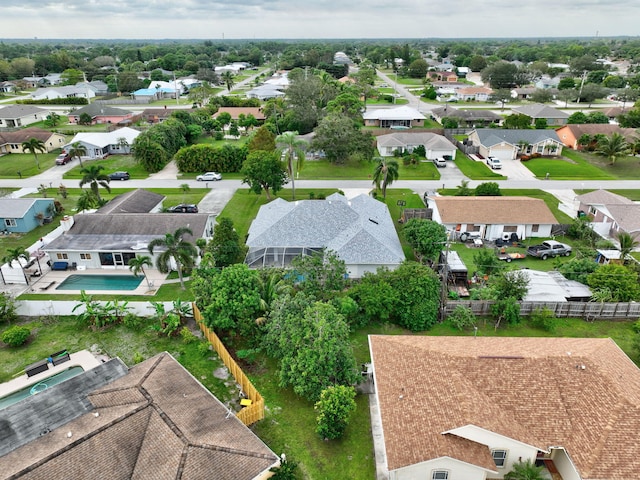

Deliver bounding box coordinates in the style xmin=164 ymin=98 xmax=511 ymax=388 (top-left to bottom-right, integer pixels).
xmin=196 ymin=172 xmax=222 ymax=181
xmin=108 ymin=171 xmax=130 ymax=181
xmin=167 ymin=204 xmax=199 ymax=213
xmin=486 ymin=156 xmax=502 ymax=169
xmin=55 ymin=153 xmax=71 ymax=165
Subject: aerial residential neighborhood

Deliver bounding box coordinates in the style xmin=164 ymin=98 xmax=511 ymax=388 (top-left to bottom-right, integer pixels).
xmin=0 ymin=19 xmax=640 ymax=480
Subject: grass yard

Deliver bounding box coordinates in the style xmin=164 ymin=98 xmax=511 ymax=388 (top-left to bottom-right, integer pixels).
xmin=0 ymin=152 xmax=61 ymax=178
xmin=574 ymin=150 xmax=640 ymax=180
xmin=380 ymin=189 xmax=424 ymax=260
xmin=63 ymin=155 xmax=148 ymax=180
xmin=521 ymin=150 xmax=616 ymax=180
xmin=454 ymin=150 xmax=506 ymax=180
xmin=299 ymin=158 xmax=440 ymax=181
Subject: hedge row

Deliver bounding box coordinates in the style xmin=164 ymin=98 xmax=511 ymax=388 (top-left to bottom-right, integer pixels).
xmin=175 ymin=143 xmax=248 ymax=173
xmin=17 ymin=98 xmax=88 ymax=105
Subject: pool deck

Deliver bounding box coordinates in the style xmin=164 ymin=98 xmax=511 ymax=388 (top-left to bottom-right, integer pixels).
xmin=24 ymin=268 xmax=168 ymax=296
xmin=0 ymin=350 xmax=102 ymax=399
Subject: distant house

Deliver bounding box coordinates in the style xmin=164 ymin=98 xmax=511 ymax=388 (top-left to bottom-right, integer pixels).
xmin=131 ymin=86 xmax=177 ymax=100
xmin=31 ymin=85 xmax=96 ymax=101
xmin=213 ymin=106 xmax=265 ymax=122
xmin=376 ymin=132 xmax=456 ymax=159
xmin=428 ymin=71 xmax=458 ymax=83
xmin=0 ymin=198 xmax=55 ymax=233
xmin=75 ymin=80 xmax=109 ymax=95
xmin=601 ymin=106 xmax=628 ymax=123
xmin=44 ymin=213 xmax=215 ymax=270
xmin=0 ymin=81 xmax=16 ymax=93
xmin=21 ymin=76 xmax=47 ymax=88
xmin=429 ymin=196 xmax=558 ymax=241
xmin=576 ymin=189 xmax=640 ymax=243
xmin=0 ymin=352 xmax=279 ymax=479
xmin=0 ymin=105 xmax=50 ymax=128
xmin=363 ymin=106 xmax=426 ymax=128
xmin=510 ymin=87 xmax=538 ymax=100
xmin=511 ymin=103 xmax=569 ymax=126
xmin=245 ymin=193 xmax=405 ymax=278
xmin=369 ymin=335 xmax=640 ymax=480
xmin=555 ymin=124 xmax=637 ymax=150
xmin=0 ymin=127 xmax=66 ymax=154
xmin=62 ymin=127 xmax=141 ymax=159
xmin=67 ymin=104 xmax=133 ymax=125
xmin=455 ymin=86 xmax=493 ymax=102
xmin=246 ymin=84 xmax=285 ymax=100
xmin=467 ymin=128 xmax=563 ymax=160
xmin=141 ymin=107 xmax=189 ymax=124
xmin=534 ymin=75 xmax=561 ymax=89
xmin=96 ymin=189 xmax=165 ymax=215
xmin=431 ymin=106 xmax=502 ymax=127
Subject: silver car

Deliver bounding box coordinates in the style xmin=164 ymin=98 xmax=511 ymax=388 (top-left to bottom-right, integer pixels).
xmin=196 ymin=172 xmax=222 ymax=181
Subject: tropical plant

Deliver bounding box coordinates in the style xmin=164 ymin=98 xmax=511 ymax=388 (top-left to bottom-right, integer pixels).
xmin=221 ymin=71 xmax=235 ymax=91
xmin=128 ymin=255 xmax=153 ymax=289
xmin=2 ymin=247 xmax=30 ymax=283
xmin=148 ymin=227 xmax=198 ymax=290
xmin=617 ymin=231 xmax=639 ymax=263
xmin=372 ymin=157 xmax=399 ymax=199
xmin=21 ymin=137 xmax=46 ymax=170
xmin=79 ymin=164 xmax=111 ymax=201
xmin=595 ymin=132 xmax=630 ymax=165
xmin=179 ymin=183 xmax=190 ymax=202
xmin=276 ymin=131 xmax=307 ymax=200
xmin=67 ymin=141 xmax=87 ymax=168
xmin=504 ymin=460 xmax=546 ymax=480
xmin=76 ymin=189 xmax=99 ymax=213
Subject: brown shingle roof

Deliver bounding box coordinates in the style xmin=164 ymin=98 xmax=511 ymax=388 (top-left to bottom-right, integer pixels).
xmin=0 ymin=127 xmax=59 ymax=145
xmin=1 ymin=353 xmax=279 ymax=479
xmin=370 ymin=336 xmax=640 ymax=479
xmin=432 ymin=196 xmax=558 ymax=225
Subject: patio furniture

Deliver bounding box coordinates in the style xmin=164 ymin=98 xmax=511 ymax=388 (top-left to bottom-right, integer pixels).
xmin=25 ymin=359 xmax=49 ymax=377
xmin=51 ymin=261 xmax=68 ymax=271
xmin=40 ymin=281 xmax=56 ymax=291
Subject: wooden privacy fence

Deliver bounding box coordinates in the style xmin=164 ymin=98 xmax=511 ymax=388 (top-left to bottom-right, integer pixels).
xmin=193 ymin=303 xmax=265 ymax=426
xmin=445 ymin=300 xmax=640 ymax=320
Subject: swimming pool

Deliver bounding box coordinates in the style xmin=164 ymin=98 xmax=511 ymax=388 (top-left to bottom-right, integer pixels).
xmin=56 ymin=274 xmax=143 ymax=291
xmin=0 ymin=366 xmax=85 ymax=410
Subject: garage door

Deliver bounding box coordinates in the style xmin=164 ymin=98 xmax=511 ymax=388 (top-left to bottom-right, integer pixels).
xmin=490 ymin=149 xmax=512 ymax=161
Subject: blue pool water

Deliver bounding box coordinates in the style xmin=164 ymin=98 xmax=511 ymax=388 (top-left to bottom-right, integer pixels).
xmin=56 ymin=274 xmax=143 ymax=291
xmin=0 ymin=366 xmax=85 ymax=410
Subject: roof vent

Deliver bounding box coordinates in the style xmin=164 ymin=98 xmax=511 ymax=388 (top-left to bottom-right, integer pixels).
xmin=369 ymin=218 xmax=379 ymax=225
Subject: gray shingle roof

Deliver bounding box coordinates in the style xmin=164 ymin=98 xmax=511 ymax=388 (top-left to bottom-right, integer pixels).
xmin=0 ymin=104 xmax=47 ymax=119
xmin=511 ymin=103 xmax=569 ymax=119
xmin=376 ymin=132 xmax=456 ymax=150
xmin=68 ymin=103 xmax=131 ymax=117
xmin=0 ymin=198 xmax=46 ymax=218
xmin=472 ymin=128 xmax=561 ymax=147
xmin=96 ymin=189 xmax=165 ymax=214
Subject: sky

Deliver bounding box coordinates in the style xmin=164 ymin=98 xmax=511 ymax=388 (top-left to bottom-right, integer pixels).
xmin=2 ymin=0 xmax=639 ymax=40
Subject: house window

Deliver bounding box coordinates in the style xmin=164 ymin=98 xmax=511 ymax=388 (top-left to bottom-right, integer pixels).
xmin=56 ymin=253 xmax=68 ymax=260
xmin=589 ymin=206 xmax=597 ymax=215
xmin=432 ymin=471 xmax=449 ymax=480
xmin=537 ymin=145 xmax=544 ymax=153
xmin=504 ymin=225 xmax=518 ymax=233
xmin=467 ymin=224 xmax=481 ymax=232
xmin=4 ymin=219 xmax=16 ymax=227
xmin=532 ymin=224 xmax=539 ymax=233
xmin=492 ymin=449 xmax=508 ymax=468
xmin=80 ymin=253 xmax=92 ymax=260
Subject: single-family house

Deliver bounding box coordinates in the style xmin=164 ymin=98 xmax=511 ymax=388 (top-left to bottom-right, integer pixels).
xmin=375 ymin=132 xmax=456 ymax=159
xmin=369 ymin=335 xmax=640 ymax=480
xmin=0 ymin=351 xmax=280 ymax=479
xmin=334 ymin=51 xmax=353 ymax=65
xmin=96 ymin=189 xmax=165 ymax=214
xmin=75 ymin=80 xmax=109 ymax=95
xmin=363 ymin=106 xmax=426 ymax=128
xmin=555 ymin=124 xmax=637 ymax=150
xmin=576 ymin=189 xmax=640 ymax=242
xmin=0 ymin=198 xmax=55 ymax=233
xmin=213 ymin=106 xmax=265 ymax=122
xmin=21 ymin=76 xmax=47 ymax=88
xmin=31 ymin=85 xmax=96 ymax=101
xmin=428 ymin=71 xmax=458 ymax=83
xmin=0 ymin=127 xmax=66 ymax=154
xmin=141 ymin=107 xmax=190 ymax=124
xmin=62 ymin=127 xmax=141 ymax=159
xmin=534 ymin=75 xmax=561 ymax=89
xmin=0 ymin=81 xmax=17 ymax=93
xmin=431 ymin=106 xmax=502 ymax=127
xmin=600 ymin=106 xmax=628 ymax=123
xmin=44 ymin=212 xmax=215 ymax=270
xmin=429 ymin=196 xmax=558 ymax=241
xmin=455 ymin=86 xmax=493 ymax=102
xmin=263 ymin=73 xmax=290 ymax=88
xmin=131 ymin=86 xmax=177 ymax=100
xmin=245 ymin=193 xmax=405 ymax=278
xmin=0 ymin=105 xmax=50 ymax=128
xmin=67 ymin=104 xmax=133 ymax=125
xmin=510 ymin=87 xmax=538 ymax=100
xmin=511 ymin=103 xmax=569 ymax=126
xmin=467 ymin=128 xmax=563 ymax=160
xmin=246 ymin=84 xmax=285 ymax=100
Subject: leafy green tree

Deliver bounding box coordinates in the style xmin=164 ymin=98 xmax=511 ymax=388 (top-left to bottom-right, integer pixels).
xmin=289 ymin=249 xmax=347 ymax=299
xmin=67 ymin=141 xmax=87 ymax=168
xmin=491 ymin=296 xmax=521 ymax=329
xmin=76 ymin=189 xmax=99 ymax=212
xmin=148 ymin=227 xmax=198 ymax=290
xmin=567 ymin=111 xmax=588 ymax=124
xmin=586 ymin=111 xmax=610 ymax=124
xmin=475 ymin=182 xmax=502 ymax=196
xmin=269 ymin=458 xmax=299 ymax=480
xmin=79 ymin=164 xmax=111 ymax=201
xmin=469 ymin=55 xmax=487 ymax=72
xmin=558 ymin=257 xmax=599 ymax=284
xmin=491 ymin=269 xmax=530 ymax=301
xmin=248 ymin=125 xmax=276 ymax=153
xmin=315 ymin=385 xmax=357 ymax=440
xmin=128 ymin=255 xmax=153 ymax=289
xmin=45 ymin=112 xmax=61 ymax=127
xmin=78 ymin=113 xmax=93 ymax=125
xmin=481 ymin=61 xmax=522 ymax=89
xmin=588 ymin=264 xmax=640 ymax=301
xmin=531 ymin=89 xmax=553 ymax=104
xmin=311 ymin=113 xmax=374 ymax=164
xmin=347 ymin=271 xmax=398 ymax=327
xmin=558 ymin=77 xmax=577 ymax=90
xmin=1 ymin=325 xmax=31 ymax=347
xmin=206 ymin=217 xmax=244 ymax=267
xmin=504 ymin=460 xmax=546 ymax=480
xmin=448 ymin=305 xmax=477 ymax=331
xmin=408 ymin=58 xmax=429 ymax=78
xmin=473 ymin=248 xmax=503 ymax=276
xmin=403 ymin=219 xmax=447 ymax=263
xmin=21 ymin=138 xmax=46 ymax=170
xmin=0 ymin=292 xmax=17 ymax=325
xmin=133 ymin=132 xmax=169 ymax=172
xmin=60 ymin=68 xmax=84 ymax=85
xmin=489 ymin=89 xmax=512 ymax=110
xmin=504 ymin=113 xmax=532 ymax=129
xmin=241 ymin=150 xmax=288 ymax=200
xmin=596 ymin=132 xmax=630 ymax=165
xmin=372 ymin=157 xmax=399 ymax=199
xmin=256 ymin=268 xmax=289 ymax=319
xmin=277 ymin=131 xmax=307 ymax=200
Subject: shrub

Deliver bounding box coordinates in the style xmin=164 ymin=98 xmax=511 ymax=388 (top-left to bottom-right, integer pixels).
xmin=197 ymin=341 xmax=211 ymax=357
xmin=123 ymin=312 xmax=145 ymax=331
xmin=632 ymin=319 xmax=640 ymax=334
xmin=315 ymin=385 xmax=357 ymax=440
xmin=132 ymin=352 xmax=145 ymax=364
xmin=448 ymin=305 xmax=476 ymax=330
xmin=529 ymin=307 xmax=558 ymax=332
xmin=0 ymin=292 xmax=17 ymax=325
xmin=1 ymin=325 xmax=31 ymax=347
xmin=180 ymin=326 xmax=199 ymax=344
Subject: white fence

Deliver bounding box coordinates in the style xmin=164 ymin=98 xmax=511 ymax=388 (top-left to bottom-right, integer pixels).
xmin=16 ymin=300 xmax=175 ymax=317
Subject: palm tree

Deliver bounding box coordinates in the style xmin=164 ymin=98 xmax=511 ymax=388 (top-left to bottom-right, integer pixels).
xmin=68 ymin=141 xmax=87 ymax=168
xmin=504 ymin=460 xmax=546 ymax=480
xmin=79 ymin=165 xmax=111 ymax=201
xmin=221 ymin=71 xmax=235 ymax=91
xmin=76 ymin=189 xmax=98 ymax=213
xmin=2 ymin=247 xmax=30 ymax=284
xmin=128 ymin=255 xmax=153 ymax=289
xmin=372 ymin=157 xmax=400 ymax=199
xmin=617 ymin=231 xmax=639 ymax=263
xmin=276 ymin=131 xmax=307 ymax=200
xmin=47 ymin=112 xmax=61 ymax=127
xmin=21 ymin=137 xmax=46 ymax=170
xmin=148 ymin=227 xmax=198 ymax=290
xmin=596 ymin=132 xmax=630 ymax=165
xmin=180 ymin=183 xmax=190 ymax=202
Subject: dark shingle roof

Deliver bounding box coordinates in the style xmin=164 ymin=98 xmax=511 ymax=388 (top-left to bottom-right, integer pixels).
xmin=96 ymin=189 xmax=165 ymax=214
xmin=472 ymin=128 xmax=561 ymax=147
xmin=68 ymin=104 xmax=131 ymax=118
xmin=0 ymin=105 xmax=46 ymax=119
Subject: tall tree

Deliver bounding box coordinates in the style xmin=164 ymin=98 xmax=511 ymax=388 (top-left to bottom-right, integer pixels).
xmin=79 ymin=165 xmax=111 ymax=201
xmin=595 ymin=132 xmax=630 ymax=165
xmin=206 ymin=217 xmax=244 ymax=267
xmin=241 ymin=151 xmax=288 ymax=200
xmin=2 ymin=247 xmax=30 ymax=284
xmin=276 ymin=131 xmax=307 ymax=200
xmin=403 ymin=219 xmax=447 ymax=264
xmin=67 ymin=141 xmax=87 ymax=168
xmin=148 ymin=227 xmax=198 ymax=290
xmin=248 ymin=125 xmax=277 ymax=152
xmin=220 ymin=71 xmax=235 ymax=91
xmin=21 ymin=138 xmax=46 ymax=170
xmin=128 ymin=255 xmax=153 ymax=289
xmin=372 ymin=157 xmax=399 ymax=199
xmin=617 ymin=232 xmax=639 ymax=263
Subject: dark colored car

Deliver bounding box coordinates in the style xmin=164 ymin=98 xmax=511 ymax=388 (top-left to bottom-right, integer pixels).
xmin=55 ymin=153 xmax=72 ymax=165
xmin=168 ymin=204 xmax=199 ymax=213
xmin=108 ymin=171 xmax=130 ymax=181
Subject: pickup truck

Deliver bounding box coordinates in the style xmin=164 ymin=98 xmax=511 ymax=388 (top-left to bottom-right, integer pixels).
xmin=526 ymin=240 xmax=572 ymax=260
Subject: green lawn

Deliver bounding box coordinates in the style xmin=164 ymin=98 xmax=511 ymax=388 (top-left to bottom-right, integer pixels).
xmin=453 ymin=150 xmax=506 ymax=180
xmin=521 ymin=150 xmax=616 ymax=180
xmin=63 ymin=155 xmax=149 ymax=180
xmin=574 ymin=149 xmax=640 ymax=179
xmin=0 ymin=152 xmax=61 ymax=178
xmin=299 ymin=158 xmax=440 ymax=181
